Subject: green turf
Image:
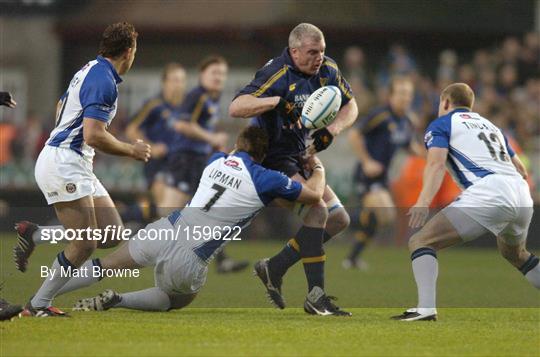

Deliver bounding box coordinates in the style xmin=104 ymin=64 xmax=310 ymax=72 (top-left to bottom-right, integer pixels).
xmin=1 ymin=235 xmax=539 ymax=356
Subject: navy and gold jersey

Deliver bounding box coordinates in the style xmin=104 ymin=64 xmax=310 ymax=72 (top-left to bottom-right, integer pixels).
xmin=130 ymin=96 xmax=179 ymax=148
xmin=356 ymin=105 xmax=413 ymax=168
xmin=237 ymin=47 xmax=353 ymax=174
xmin=170 ymin=85 xmax=221 ymax=155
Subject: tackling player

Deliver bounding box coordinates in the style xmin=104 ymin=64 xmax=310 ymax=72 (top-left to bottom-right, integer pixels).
xmin=230 ymin=23 xmax=358 ymax=312
xmin=345 ymin=76 xmax=423 ymax=269
xmin=126 ymin=63 xmax=187 ymax=217
xmin=41 ymin=127 xmax=346 ymax=316
xmin=18 ymin=23 xmax=151 ymax=317
xmin=166 ymin=56 xmax=247 ymax=273
xmin=392 ymin=83 xmax=538 ymax=321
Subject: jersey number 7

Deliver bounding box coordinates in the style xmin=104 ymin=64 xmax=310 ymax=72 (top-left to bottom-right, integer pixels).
xmin=202 ymin=183 xmax=226 ymax=212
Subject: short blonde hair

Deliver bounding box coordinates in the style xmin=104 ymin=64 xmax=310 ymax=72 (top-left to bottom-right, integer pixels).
xmin=288 ymin=23 xmax=324 ymax=49
xmin=441 ymin=83 xmax=475 ymax=108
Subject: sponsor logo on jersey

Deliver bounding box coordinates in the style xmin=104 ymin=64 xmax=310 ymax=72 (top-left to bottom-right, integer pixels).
xmin=47 ymin=191 xmax=59 ymax=198
xmin=224 ymin=159 xmax=242 ymax=171
xmin=460 ymin=114 xmax=472 ymax=119
xmin=66 ymin=183 xmax=77 ymax=194
xmin=289 ymin=83 xmax=296 ymax=92
xmin=424 ymin=131 xmax=433 ymax=146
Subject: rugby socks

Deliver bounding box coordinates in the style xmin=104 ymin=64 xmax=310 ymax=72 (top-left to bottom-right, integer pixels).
xmin=56 ymin=259 xmax=103 ymax=296
xmin=294 ymin=226 xmax=326 ymax=291
xmin=411 ymin=247 xmax=438 ymax=310
xmin=520 ymin=254 xmax=540 ymax=289
xmin=268 ymin=230 xmax=333 ymax=278
xmin=116 ymin=287 xmax=171 ymax=311
xmin=348 ymin=209 xmax=377 ymax=262
xmin=32 ymin=225 xmax=64 ymax=245
xmin=31 ymin=251 xmax=75 ymax=308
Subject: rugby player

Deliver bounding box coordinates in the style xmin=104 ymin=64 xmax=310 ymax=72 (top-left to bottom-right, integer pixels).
xmin=345 ymin=76 xmax=423 ymax=269
xmin=44 ymin=127 xmax=347 ymax=315
xmin=167 ymin=56 xmax=247 ymax=273
xmin=18 ymin=23 xmax=151 ymax=317
xmin=126 ymin=63 xmax=187 ymax=217
xmin=229 ymin=23 xmax=358 ymax=311
xmin=392 ymin=83 xmax=538 ymax=321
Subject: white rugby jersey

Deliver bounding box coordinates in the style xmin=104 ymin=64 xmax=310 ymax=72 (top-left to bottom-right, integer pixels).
xmin=424 ymin=108 xmax=520 ymax=189
xmin=167 ymin=151 xmax=302 ymax=262
xmin=47 ymin=56 xmax=122 ymax=161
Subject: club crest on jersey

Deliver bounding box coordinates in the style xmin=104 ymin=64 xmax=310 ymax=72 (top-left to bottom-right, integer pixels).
xmin=65 ymin=183 xmax=77 ymax=194
xmin=319 ymin=77 xmax=328 ymax=86
xmin=224 ymin=159 xmax=242 ymax=171
xmin=289 ymin=83 xmax=296 ymax=92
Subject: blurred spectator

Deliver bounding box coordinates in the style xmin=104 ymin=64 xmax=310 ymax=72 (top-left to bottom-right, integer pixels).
xmin=0 ymin=119 xmax=17 ymax=166
xmin=343 ymin=46 xmax=374 ymax=116
xmin=437 ymin=49 xmax=458 ymax=82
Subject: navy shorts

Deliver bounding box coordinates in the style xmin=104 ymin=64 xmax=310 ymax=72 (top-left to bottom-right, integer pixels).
xmin=143 ymin=158 xmax=168 ymax=188
xmin=262 ymin=154 xmax=309 ymax=179
xmin=166 ymin=151 xmax=207 ymax=196
xmin=352 ymin=165 xmax=388 ymax=198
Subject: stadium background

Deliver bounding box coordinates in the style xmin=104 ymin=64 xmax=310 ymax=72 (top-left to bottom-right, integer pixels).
xmin=1 ymin=0 xmax=539 ymax=246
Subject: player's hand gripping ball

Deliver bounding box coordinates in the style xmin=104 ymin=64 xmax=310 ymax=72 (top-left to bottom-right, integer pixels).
xmin=275 ymin=98 xmax=302 ymax=129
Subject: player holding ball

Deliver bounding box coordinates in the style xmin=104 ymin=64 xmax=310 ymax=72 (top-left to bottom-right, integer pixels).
xmin=229 ymin=23 xmax=358 ymax=315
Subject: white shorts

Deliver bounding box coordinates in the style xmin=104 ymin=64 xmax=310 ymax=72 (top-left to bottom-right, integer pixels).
xmin=35 ymin=145 xmax=109 ymax=205
xmin=128 ymin=218 xmax=208 ymax=295
xmin=443 ymin=174 xmax=533 ymax=245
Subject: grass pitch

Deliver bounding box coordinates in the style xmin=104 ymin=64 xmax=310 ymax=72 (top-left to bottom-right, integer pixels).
xmin=1 ymin=235 xmax=539 ymax=356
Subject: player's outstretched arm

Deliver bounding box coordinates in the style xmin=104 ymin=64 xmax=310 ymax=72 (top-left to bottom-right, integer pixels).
xmin=326 ymin=98 xmax=358 ymax=136
xmin=83 ymin=118 xmax=151 ymax=162
xmin=511 ymin=154 xmax=528 ymax=180
xmin=296 ymin=156 xmax=326 ymax=205
xmin=408 ymin=147 xmax=448 ymax=228
xmin=348 ymin=128 xmax=384 ymax=178
xmin=173 ymin=121 xmax=228 ymax=151
xmin=229 ymin=94 xmax=280 ymax=118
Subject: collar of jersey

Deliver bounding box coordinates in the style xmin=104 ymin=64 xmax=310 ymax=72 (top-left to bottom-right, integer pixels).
xmin=96 ymin=55 xmax=123 ymax=84
xmin=450 ymin=107 xmax=470 ymax=114
xmin=280 ymin=47 xmax=308 ymax=76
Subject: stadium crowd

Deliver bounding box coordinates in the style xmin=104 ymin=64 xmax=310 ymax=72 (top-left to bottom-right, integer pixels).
xmin=1 ymin=32 xmax=538 ymax=200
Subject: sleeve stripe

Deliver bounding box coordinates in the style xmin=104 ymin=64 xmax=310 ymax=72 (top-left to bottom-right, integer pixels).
xmin=253 ymin=65 xmax=288 ymax=97
xmin=190 ymin=94 xmax=208 ymax=123
xmin=130 ymin=98 xmax=162 ymax=127
xmin=363 ymin=112 xmax=390 ymax=133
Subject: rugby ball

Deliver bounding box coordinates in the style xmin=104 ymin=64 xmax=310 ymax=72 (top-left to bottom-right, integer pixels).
xmin=301 ymin=86 xmax=341 ymax=129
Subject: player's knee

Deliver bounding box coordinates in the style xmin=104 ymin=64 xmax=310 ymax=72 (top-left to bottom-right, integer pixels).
xmin=303 ymin=200 xmax=329 ymax=227
xmin=168 ymin=293 xmax=197 ymax=310
xmin=327 ymin=207 xmax=350 ymax=234
xmin=408 ymin=232 xmax=436 ymax=253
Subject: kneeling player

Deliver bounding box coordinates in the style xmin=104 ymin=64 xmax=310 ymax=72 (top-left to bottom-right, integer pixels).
xmin=393 ymin=83 xmax=538 ymax=321
xmin=43 ymin=127 xmax=344 ymax=314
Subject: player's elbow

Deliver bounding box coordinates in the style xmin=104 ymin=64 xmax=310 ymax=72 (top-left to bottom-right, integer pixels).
xmin=83 ymin=128 xmax=103 ymax=148
xmin=228 ymin=99 xmax=244 ymax=118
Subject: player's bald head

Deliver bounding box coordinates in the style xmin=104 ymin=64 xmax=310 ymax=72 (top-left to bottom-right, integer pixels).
xmin=440 ymin=83 xmax=475 ymax=109
xmin=288 ymin=23 xmax=324 ymax=49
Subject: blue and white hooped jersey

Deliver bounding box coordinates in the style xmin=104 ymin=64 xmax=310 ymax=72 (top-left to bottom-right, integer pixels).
xmin=172 ymin=151 xmax=302 ymax=262
xmin=424 ymin=108 xmax=520 ymax=189
xmin=47 ymin=56 xmax=122 ymax=161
